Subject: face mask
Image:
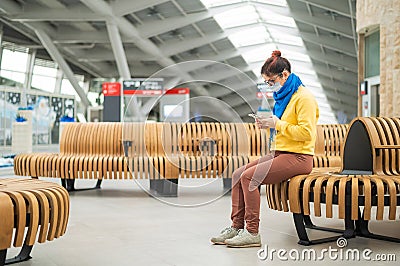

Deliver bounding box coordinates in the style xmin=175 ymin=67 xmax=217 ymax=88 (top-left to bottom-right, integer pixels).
xmin=269 ymin=82 xmax=282 ymax=92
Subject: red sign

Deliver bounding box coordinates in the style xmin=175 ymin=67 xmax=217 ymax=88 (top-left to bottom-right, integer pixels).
xmin=165 ymin=88 xmax=190 ymax=95
xmin=102 ymin=82 xmax=121 ymax=96
xmin=124 ymin=90 xmax=163 ymax=95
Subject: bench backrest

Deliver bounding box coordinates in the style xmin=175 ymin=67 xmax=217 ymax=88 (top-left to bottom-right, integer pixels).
xmin=60 ymin=122 xmax=124 ymax=156
xmin=313 ymin=124 xmax=348 ymax=167
xmin=60 ymin=122 xmax=270 ymax=158
xmin=315 ymin=124 xmax=348 ymax=157
xmin=342 ymin=117 xmax=400 ymax=175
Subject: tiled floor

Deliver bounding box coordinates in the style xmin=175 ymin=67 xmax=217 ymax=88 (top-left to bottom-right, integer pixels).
xmin=1 ymin=168 xmax=399 ymax=266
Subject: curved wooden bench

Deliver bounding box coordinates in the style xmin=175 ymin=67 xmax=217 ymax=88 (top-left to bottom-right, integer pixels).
xmin=14 ymin=122 xmax=266 ymax=196
xmin=272 ymin=117 xmax=400 ymax=245
xmin=313 ymin=124 xmax=348 ymax=167
xmin=266 ymin=124 xmax=348 ymax=212
xmin=0 ymin=178 xmax=69 ymax=265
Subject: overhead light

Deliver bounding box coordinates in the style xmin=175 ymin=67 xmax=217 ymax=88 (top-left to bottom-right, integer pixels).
xmin=324 ymin=10 xmax=339 ymax=17
xmin=147 ymin=7 xmax=159 ymax=17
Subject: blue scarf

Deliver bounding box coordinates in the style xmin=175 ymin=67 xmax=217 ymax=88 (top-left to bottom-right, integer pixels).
xmin=269 ymin=73 xmax=303 ymax=150
xmin=273 ymin=73 xmax=303 ymax=118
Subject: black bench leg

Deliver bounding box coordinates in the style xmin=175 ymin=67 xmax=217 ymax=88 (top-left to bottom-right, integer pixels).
xmin=223 ymin=178 xmax=232 ymax=193
xmin=149 ymin=179 xmax=178 ymax=197
xmin=62 ymin=179 xmax=103 ymax=192
xmin=293 ymin=213 xmax=344 ymax=246
xmin=61 ymin=178 xmax=66 ymax=189
xmin=4 ymin=244 xmax=33 ymax=265
xmin=355 ymin=208 xmax=400 ymax=243
xmin=303 ymin=215 xmax=345 ymax=234
xmin=1 ymin=249 xmax=6 ymax=266
xmin=95 ymin=179 xmax=102 ymax=189
xmin=67 ymin=179 xmax=76 ymax=191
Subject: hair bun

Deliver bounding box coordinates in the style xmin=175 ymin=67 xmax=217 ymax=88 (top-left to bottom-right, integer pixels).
xmin=271 ymin=50 xmax=281 ymax=58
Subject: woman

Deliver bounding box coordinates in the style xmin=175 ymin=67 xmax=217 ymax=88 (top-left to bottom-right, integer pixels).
xmin=211 ymin=50 xmax=319 ymax=248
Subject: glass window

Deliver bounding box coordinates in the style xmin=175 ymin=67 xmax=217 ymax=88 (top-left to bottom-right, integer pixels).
xmin=61 ymin=78 xmax=83 ymax=101
xmin=31 ymin=66 xmax=57 ymax=93
xmin=0 ymin=49 xmax=29 ymax=84
xmin=365 ymin=30 xmax=380 ymax=78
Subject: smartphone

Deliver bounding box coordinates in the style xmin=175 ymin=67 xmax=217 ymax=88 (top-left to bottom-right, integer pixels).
xmin=248 ymin=113 xmax=260 ymax=120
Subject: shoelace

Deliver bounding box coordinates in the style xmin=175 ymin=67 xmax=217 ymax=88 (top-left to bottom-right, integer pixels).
xmin=221 ymin=227 xmax=234 ymax=234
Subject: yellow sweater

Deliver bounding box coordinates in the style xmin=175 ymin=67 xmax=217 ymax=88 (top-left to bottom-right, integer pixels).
xmin=273 ymin=86 xmax=319 ymax=155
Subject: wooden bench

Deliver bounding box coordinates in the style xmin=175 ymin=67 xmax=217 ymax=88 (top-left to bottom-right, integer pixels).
xmin=313 ymin=124 xmax=348 ymax=167
xmin=268 ymin=117 xmax=400 ymax=245
xmin=14 ymin=122 xmax=270 ymax=196
xmin=0 ymin=178 xmax=69 ymax=265
xmin=266 ymin=124 xmax=348 ymax=212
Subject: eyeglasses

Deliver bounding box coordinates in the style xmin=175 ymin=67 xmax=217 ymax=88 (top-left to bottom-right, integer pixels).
xmin=264 ymin=72 xmax=283 ymax=86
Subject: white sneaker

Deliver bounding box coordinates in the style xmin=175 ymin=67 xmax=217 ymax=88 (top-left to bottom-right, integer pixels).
xmin=224 ymin=229 xmax=261 ymax=248
xmin=211 ymin=227 xmax=239 ymax=245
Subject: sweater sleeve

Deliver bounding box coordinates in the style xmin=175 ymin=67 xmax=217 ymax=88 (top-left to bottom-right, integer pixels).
xmin=275 ymin=93 xmax=318 ymax=142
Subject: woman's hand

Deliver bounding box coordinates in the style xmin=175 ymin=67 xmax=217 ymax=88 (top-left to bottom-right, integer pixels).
xmin=256 ymin=115 xmax=280 ymax=129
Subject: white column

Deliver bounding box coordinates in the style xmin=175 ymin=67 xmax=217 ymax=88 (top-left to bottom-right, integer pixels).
xmin=106 ymin=19 xmax=140 ymax=121
xmin=54 ymin=68 xmax=63 ymax=94
xmin=34 ymin=28 xmax=91 ymax=108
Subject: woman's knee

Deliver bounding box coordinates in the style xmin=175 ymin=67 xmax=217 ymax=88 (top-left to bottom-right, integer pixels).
xmin=240 ymin=169 xmax=253 ymax=183
xmin=232 ymin=165 xmax=246 ymax=179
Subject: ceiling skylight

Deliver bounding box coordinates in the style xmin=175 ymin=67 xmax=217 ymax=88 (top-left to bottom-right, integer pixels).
xmin=200 ymin=0 xmax=337 ymax=123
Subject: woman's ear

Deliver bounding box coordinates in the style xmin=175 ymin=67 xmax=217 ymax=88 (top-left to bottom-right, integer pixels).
xmin=282 ymin=70 xmax=290 ymax=80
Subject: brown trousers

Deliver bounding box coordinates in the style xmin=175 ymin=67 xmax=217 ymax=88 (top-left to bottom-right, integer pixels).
xmin=231 ymin=151 xmax=313 ymax=234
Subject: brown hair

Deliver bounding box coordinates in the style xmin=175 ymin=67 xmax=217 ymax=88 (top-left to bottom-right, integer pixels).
xmin=261 ymin=50 xmax=291 ymax=76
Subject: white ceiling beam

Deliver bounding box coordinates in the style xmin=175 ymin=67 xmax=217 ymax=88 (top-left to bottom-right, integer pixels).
xmin=0 ymin=0 xmax=22 ymax=14
xmin=111 ymin=0 xmax=171 ymax=17
xmin=74 ymin=48 xmax=155 ymax=62
xmin=326 ymin=97 xmax=357 ymax=113
xmin=35 ymin=27 xmax=90 ymax=108
xmin=106 ymin=19 xmax=131 ymax=80
xmin=209 ymin=79 xmax=255 ymax=98
xmin=80 ymin=0 xmax=212 ymax=96
xmin=36 ymin=0 xmax=65 ymax=8
xmin=288 ymin=5 xmax=354 ymax=39
xmin=260 ymin=23 xmax=300 ymax=37
xmin=247 ymin=59 xmax=316 ymax=74
xmin=0 ymin=1 xmax=106 ymax=78
xmin=252 ymin=2 xmax=291 ymax=17
xmin=301 ymin=32 xmax=356 ymax=57
xmin=138 ymin=2 xmax=249 ymax=38
xmin=296 ymin=0 xmax=354 ymax=19
xmin=191 ymin=65 xmax=253 ymax=84
xmin=178 ymin=46 xmax=265 ymax=72
xmin=324 ymin=90 xmax=357 ymax=106
xmin=235 ymin=41 xmax=307 ymax=55
xmin=247 ymin=61 xmax=317 ymax=80
xmin=9 ymin=7 xmax=101 ymax=21
xmin=318 ymin=76 xmax=357 ymax=95
xmin=139 ymin=12 xmax=211 ymax=39
xmin=155 ymin=22 xmax=301 ymax=59
xmin=307 ymin=49 xmax=358 ymax=73
xmin=313 ymin=66 xmax=357 ymax=86
xmin=52 ymin=30 xmax=133 ymax=44
xmin=159 ymin=31 xmax=227 ymax=57
xmin=93 ymin=63 xmax=165 ymax=78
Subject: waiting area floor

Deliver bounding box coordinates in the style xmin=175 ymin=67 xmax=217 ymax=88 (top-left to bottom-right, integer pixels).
xmin=1 ymin=167 xmax=399 ymax=266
